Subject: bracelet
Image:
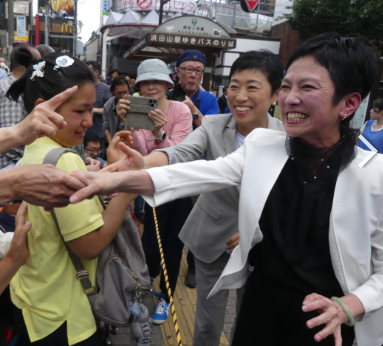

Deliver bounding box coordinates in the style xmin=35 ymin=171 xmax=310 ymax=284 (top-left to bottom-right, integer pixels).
xmin=330 ymin=297 xmax=355 ymax=327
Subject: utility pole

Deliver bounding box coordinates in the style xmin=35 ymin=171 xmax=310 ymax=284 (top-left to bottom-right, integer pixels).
xmin=44 ymin=0 xmax=49 ymax=44
xmin=255 ymin=2 xmax=260 ymax=35
xmin=159 ymin=0 xmax=164 ymax=24
xmin=232 ymin=0 xmax=237 ymax=29
xmin=8 ymin=0 xmax=14 ymax=49
xmin=73 ymin=0 xmax=78 ymax=56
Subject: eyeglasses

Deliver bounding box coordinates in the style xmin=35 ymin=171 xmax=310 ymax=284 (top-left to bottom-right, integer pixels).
xmin=179 ymin=67 xmax=204 ymax=75
xmin=85 ymin=148 xmax=101 ymax=154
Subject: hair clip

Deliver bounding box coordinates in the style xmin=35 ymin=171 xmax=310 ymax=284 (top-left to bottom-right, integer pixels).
xmin=54 ymin=55 xmax=74 ymax=71
xmin=30 ymin=61 xmax=46 ymax=81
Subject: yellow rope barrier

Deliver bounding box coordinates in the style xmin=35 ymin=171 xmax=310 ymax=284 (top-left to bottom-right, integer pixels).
xmin=152 ymin=207 xmax=183 ymax=346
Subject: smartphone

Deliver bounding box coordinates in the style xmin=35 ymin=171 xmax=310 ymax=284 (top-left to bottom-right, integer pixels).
xmin=124 ymin=96 xmax=158 ymax=131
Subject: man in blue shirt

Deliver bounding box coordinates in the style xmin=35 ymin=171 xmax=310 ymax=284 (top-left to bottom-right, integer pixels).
xmin=176 ymin=50 xmax=219 ymax=128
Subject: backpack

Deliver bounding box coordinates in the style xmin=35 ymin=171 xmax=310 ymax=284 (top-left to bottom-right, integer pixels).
xmin=43 ymin=148 xmax=151 ymax=326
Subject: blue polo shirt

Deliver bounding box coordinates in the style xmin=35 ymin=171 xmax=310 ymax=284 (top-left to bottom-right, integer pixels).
xmin=191 ymin=89 xmax=219 ymax=116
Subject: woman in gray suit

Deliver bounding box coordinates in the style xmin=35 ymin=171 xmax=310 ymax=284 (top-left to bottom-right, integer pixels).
xmin=70 ymin=34 xmax=381 ymax=345
xmin=107 ymin=50 xmax=284 ymax=345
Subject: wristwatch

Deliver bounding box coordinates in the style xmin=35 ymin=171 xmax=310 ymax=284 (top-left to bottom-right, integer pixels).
xmin=154 ymin=131 xmax=166 ymax=142
xmin=192 ymin=111 xmax=201 ymax=120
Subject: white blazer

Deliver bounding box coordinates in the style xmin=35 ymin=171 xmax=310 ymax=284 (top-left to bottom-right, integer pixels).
xmin=144 ymin=128 xmax=383 ymax=346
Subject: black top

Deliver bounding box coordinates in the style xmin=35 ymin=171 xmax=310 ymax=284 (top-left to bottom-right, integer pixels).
xmin=233 ymin=134 xmax=356 ymax=346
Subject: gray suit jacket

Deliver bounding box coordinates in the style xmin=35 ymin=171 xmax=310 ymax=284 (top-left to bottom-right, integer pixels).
xmin=158 ymin=113 xmax=284 ymax=263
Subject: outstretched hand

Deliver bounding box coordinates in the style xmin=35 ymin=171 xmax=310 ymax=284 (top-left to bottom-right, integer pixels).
xmin=11 ymin=164 xmax=87 ymax=208
xmin=13 ymin=86 xmax=78 ymax=146
xmin=103 ymin=142 xmax=144 ymax=173
xmin=302 ymin=293 xmax=348 ymax=345
xmin=107 ymin=131 xmax=134 ymax=165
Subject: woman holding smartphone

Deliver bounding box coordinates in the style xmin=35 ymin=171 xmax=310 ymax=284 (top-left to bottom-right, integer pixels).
xmin=123 ymin=58 xmax=193 ymax=325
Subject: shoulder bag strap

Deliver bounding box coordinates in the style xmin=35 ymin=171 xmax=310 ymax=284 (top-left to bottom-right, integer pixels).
xmin=43 ymin=147 xmax=96 ymax=297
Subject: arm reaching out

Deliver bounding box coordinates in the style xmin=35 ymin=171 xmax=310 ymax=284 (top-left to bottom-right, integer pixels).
xmin=0 ymin=86 xmax=78 ymax=153
xmin=70 ymin=170 xmax=155 ymax=204
xmin=0 ymin=202 xmax=31 ymax=295
xmin=0 ymin=164 xmax=87 ymax=207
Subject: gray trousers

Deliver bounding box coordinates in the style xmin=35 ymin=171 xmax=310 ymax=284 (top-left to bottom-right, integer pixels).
xmin=193 ymin=252 xmax=243 ymax=346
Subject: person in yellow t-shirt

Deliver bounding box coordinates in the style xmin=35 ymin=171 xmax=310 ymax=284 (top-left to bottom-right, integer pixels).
xmin=6 ymin=50 xmax=136 ymax=345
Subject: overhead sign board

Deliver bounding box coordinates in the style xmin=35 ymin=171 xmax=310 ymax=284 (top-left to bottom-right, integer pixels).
xmin=244 ymin=0 xmax=260 ymax=12
xmin=14 ymin=1 xmax=29 ymax=15
xmin=148 ymin=32 xmax=236 ymax=49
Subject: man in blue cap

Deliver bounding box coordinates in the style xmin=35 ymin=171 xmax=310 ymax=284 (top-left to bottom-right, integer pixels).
xmin=176 ymin=49 xmax=219 ymax=128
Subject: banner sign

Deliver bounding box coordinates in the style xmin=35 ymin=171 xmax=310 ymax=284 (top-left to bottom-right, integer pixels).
xmin=16 ymin=16 xmax=26 ymax=37
xmin=116 ymin=0 xmax=196 ymax=14
xmin=38 ymin=0 xmax=74 ymax=16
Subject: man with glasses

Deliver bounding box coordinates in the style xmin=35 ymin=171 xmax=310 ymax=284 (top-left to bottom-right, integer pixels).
xmin=176 ymin=50 xmax=219 ymax=128
xmin=83 ymin=133 xmax=107 ymax=168
xmin=103 ymin=76 xmax=130 ymax=144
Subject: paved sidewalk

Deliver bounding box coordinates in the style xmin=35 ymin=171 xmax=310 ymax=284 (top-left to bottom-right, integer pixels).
xmin=110 ymin=251 xmax=236 ymax=346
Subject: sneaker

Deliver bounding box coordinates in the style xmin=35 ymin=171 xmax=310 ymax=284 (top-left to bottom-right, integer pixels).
xmin=152 ymin=298 xmax=170 ymax=325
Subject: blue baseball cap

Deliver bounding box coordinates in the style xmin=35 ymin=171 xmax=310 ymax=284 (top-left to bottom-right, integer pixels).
xmin=176 ymin=50 xmax=206 ymax=67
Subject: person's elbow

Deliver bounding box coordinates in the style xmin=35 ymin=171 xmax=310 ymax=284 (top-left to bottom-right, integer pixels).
xmin=67 ymin=231 xmax=103 ymax=260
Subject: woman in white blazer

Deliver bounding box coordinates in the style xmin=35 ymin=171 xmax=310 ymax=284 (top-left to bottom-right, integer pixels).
xmin=71 ymin=33 xmax=381 ymax=346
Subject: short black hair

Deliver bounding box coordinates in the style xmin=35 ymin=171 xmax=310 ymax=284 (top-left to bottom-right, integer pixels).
xmin=84 ymin=132 xmax=101 ymax=148
xmin=286 ymin=33 xmax=378 ymax=128
xmin=229 ymin=50 xmax=283 ymax=95
xmin=110 ymin=76 xmax=129 ymax=93
xmin=372 ymin=98 xmax=383 ymax=112
xmin=86 ymin=60 xmax=100 ymax=72
xmin=287 ymin=33 xmax=377 ymax=105
xmin=7 ymin=52 xmax=94 ymax=114
xmin=110 ymin=69 xmax=119 ymax=75
xmin=223 ymin=86 xmax=227 ymax=92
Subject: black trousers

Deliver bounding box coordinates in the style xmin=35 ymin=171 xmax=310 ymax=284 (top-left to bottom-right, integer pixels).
xmin=232 ymin=273 xmax=355 ymax=346
xmin=12 ymin=305 xmax=103 ymax=346
xmin=143 ymin=198 xmax=192 ymax=302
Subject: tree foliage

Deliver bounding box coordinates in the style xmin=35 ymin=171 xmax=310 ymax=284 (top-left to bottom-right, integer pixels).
xmin=285 ymin=0 xmax=383 ymax=53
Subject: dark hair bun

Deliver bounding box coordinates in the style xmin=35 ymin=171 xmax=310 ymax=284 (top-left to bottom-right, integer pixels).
xmin=14 ymin=47 xmax=35 ymax=68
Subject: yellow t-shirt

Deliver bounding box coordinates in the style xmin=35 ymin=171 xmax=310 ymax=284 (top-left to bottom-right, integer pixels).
xmin=10 ymin=137 xmax=104 ymax=345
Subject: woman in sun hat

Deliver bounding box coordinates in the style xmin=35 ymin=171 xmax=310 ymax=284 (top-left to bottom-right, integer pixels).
xmin=128 ymin=58 xmax=193 ymax=325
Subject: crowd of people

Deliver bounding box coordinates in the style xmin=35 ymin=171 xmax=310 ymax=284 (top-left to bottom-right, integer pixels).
xmin=0 ymin=32 xmax=383 ymax=346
